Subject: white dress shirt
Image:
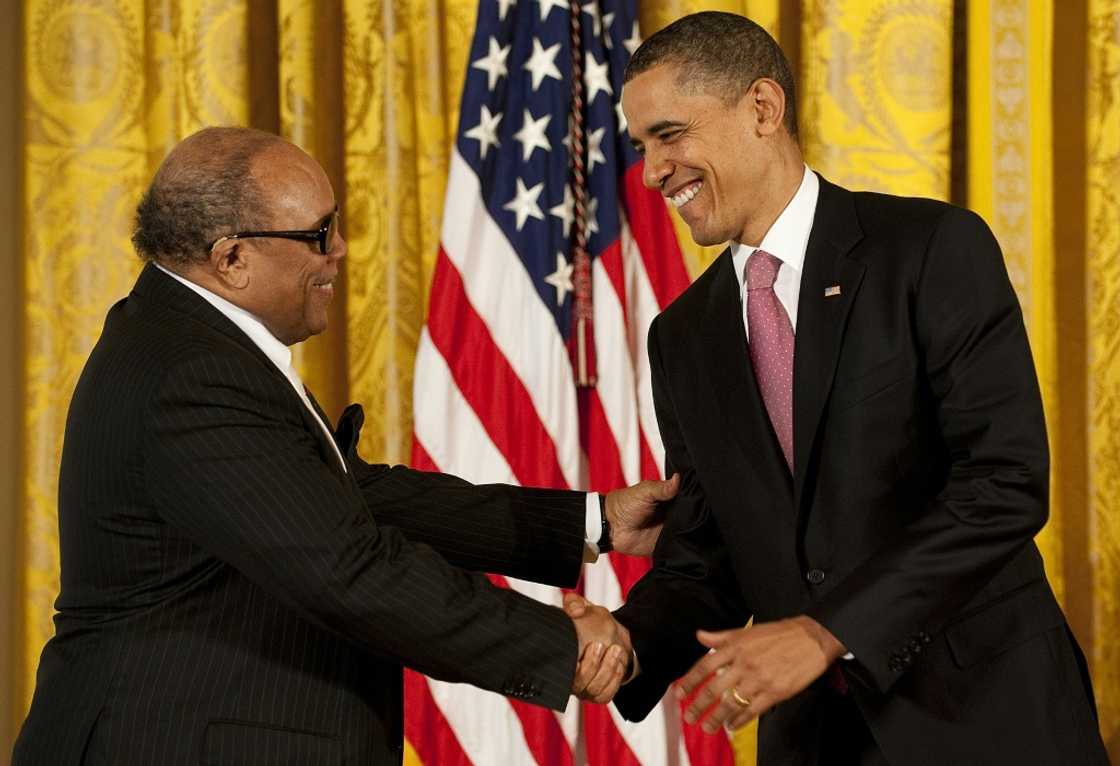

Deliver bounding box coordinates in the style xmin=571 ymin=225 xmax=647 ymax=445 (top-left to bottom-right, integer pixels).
xmin=156 ymin=265 xmax=607 ymax=554
xmin=731 ymin=165 xmax=819 ymax=339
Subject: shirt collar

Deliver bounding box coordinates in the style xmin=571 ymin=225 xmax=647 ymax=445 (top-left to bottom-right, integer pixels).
xmin=731 ymin=165 xmax=819 ymax=285
xmin=154 ymin=262 xmax=294 ymax=372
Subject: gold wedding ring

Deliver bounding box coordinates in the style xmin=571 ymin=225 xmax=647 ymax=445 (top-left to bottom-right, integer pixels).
xmin=730 ymin=688 xmax=751 ymax=708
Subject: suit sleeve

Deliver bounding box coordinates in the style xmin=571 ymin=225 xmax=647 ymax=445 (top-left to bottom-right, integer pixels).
xmin=806 ymin=207 xmax=1049 ymax=693
xmin=346 ymin=456 xmax=586 ymax=587
xmin=612 ymin=317 xmax=751 ymax=722
xmin=143 ymin=353 xmax=577 ymax=711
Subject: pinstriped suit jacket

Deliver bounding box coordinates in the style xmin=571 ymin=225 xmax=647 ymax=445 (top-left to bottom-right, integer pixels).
xmin=14 ymin=264 xmax=587 ymax=766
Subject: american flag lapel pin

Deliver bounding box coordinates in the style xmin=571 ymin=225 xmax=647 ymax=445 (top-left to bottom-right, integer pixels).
xmin=824 ymin=284 xmax=841 ymax=298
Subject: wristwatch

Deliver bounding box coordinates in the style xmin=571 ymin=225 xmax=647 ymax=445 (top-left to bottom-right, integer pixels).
xmin=598 ymin=494 xmax=613 ymax=553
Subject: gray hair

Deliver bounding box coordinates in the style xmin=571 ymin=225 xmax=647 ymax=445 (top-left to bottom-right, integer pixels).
xmin=132 ymin=127 xmax=281 ymax=266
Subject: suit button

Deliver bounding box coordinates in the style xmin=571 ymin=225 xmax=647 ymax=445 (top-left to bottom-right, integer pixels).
xmin=806 ymin=569 xmax=826 ymax=585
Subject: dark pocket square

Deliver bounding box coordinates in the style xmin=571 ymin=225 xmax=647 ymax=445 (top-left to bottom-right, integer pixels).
xmin=333 ymin=403 xmax=365 ymax=459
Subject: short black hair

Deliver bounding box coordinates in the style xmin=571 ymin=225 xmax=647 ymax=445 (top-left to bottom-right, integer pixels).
xmin=132 ymin=127 xmax=278 ymax=267
xmin=625 ymin=12 xmax=798 ymax=138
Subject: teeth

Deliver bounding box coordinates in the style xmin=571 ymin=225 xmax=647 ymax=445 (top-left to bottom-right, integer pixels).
xmin=670 ymin=182 xmax=702 ymax=208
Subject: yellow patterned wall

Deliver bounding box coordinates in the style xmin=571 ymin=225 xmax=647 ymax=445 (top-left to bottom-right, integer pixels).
xmin=802 ymin=0 xmax=952 ymax=199
xmin=341 ymin=0 xmax=478 ymax=465
xmin=1087 ymin=0 xmax=1120 ymax=750
xmin=11 ymin=0 xmax=1120 ymax=763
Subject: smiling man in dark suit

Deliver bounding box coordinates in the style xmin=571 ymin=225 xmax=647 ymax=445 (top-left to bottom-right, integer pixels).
xmin=569 ymin=11 xmax=1109 ymax=766
xmin=12 ymin=126 xmax=673 ymax=766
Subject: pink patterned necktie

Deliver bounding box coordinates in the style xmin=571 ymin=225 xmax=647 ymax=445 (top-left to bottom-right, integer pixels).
xmin=746 ymin=249 xmax=795 ymax=471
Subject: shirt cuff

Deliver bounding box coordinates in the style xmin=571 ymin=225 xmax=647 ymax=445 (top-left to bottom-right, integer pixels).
xmin=623 ymin=650 xmax=641 ymax=685
xmin=583 ymin=493 xmax=602 ymax=561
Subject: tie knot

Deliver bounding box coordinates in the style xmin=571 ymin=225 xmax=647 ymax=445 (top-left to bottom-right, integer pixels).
xmin=746 ymin=250 xmax=781 ymax=290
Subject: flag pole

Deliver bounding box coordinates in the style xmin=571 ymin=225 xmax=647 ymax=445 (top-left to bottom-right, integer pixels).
xmin=567 ymin=0 xmax=597 ymax=387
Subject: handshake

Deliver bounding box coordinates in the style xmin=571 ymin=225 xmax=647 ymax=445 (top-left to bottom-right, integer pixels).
xmin=558 ymin=475 xmax=681 ymax=705
xmin=553 ymin=474 xmax=849 ymax=734
xmin=566 ymin=591 xmax=632 ymax=704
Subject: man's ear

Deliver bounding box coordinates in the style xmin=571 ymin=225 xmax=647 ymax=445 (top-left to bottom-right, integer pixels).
xmin=210 ymin=239 xmax=250 ymax=289
xmin=750 ymin=78 xmax=786 ymax=137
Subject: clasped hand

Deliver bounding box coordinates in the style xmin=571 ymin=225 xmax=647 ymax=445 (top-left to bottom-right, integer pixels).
xmin=566 ymin=593 xmax=632 ymax=703
xmin=677 ymin=616 xmax=847 ymax=732
xmin=602 ymin=473 xmax=680 ymax=556
xmin=564 ymin=474 xmax=678 ymax=702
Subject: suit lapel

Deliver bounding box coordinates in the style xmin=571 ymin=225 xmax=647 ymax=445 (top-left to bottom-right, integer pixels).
xmin=304 ymin=388 xmax=353 ymax=479
xmin=134 ymin=264 xmax=285 ymax=381
xmin=304 ymin=389 xmax=335 ymax=436
xmin=136 ymin=264 xmax=349 ymax=479
xmin=702 ymin=251 xmax=795 ymax=514
xmin=792 ymin=176 xmax=866 ymax=514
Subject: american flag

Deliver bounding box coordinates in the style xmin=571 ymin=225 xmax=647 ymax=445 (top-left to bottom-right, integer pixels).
xmin=407 ymin=0 xmax=735 ymax=763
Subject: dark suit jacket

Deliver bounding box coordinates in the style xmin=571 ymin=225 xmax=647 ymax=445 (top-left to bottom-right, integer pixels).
xmin=613 ymin=176 xmax=1107 ymax=765
xmin=14 ymin=264 xmax=587 ymax=766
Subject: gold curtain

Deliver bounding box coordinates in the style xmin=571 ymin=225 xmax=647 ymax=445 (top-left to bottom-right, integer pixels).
xmin=13 ymin=0 xmax=1120 ymax=762
xmin=1087 ymin=0 xmax=1120 ymax=747
xmin=802 ymin=0 xmax=953 ymax=198
xmin=340 ymin=0 xmax=477 ymax=463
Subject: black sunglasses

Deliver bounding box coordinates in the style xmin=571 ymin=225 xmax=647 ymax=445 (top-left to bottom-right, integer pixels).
xmin=209 ymin=206 xmax=340 ymax=255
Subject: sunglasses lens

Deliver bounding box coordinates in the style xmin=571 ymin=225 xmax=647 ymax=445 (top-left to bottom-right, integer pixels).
xmin=322 ymin=211 xmax=339 ymax=254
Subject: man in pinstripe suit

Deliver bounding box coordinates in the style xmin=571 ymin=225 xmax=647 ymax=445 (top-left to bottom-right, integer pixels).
xmin=13 ymin=127 xmax=672 ymax=765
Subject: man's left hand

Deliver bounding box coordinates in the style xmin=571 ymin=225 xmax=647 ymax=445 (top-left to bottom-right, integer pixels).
xmin=567 ymin=592 xmax=632 ymax=703
xmin=677 ymin=616 xmax=847 ymax=732
xmin=604 ymin=473 xmax=680 ymax=556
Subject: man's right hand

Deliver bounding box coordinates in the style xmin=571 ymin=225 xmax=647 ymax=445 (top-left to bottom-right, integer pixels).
xmin=567 ymin=592 xmax=631 ymax=703
xmin=604 ymin=473 xmax=680 ymax=556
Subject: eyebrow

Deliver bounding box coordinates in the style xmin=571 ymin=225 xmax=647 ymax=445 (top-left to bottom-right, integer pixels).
xmin=313 ymin=204 xmax=338 ymax=226
xmin=632 ymin=118 xmax=687 ymax=145
xmin=631 ymin=119 xmax=686 ymax=152
xmin=647 ymin=119 xmax=686 ymax=134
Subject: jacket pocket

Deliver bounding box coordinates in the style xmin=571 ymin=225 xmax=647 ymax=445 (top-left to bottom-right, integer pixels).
xmin=201 ymin=719 xmax=342 ymax=766
xmin=944 ymin=579 xmax=1065 ymax=669
xmin=829 ymin=352 xmax=908 ymax=414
